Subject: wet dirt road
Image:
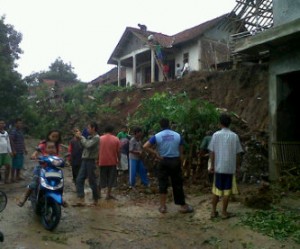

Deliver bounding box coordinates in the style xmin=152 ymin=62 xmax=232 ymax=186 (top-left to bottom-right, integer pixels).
xmin=0 ymin=153 xmax=299 ymax=249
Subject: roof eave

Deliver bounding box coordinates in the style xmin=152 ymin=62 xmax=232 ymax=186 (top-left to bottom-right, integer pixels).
xmin=234 ymin=18 xmax=300 ymax=55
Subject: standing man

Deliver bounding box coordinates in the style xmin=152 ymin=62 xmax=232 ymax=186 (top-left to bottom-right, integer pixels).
xmin=98 ymin=125 xmax=121 ymax=200
xmin=143 ymin=118 xmax=193 ymax=214
xmin=117 ymin=125 xmax=130 ymax=172
xmin=208 ymin=113 xmax=243 ymax=219
xmin=9 ymin=118 xmax=28 ymax=182
xmin=181 ymin=59 xmax=189 ymax=77
xmin=199 ymin=130 xmax=214 ymax=184
xmin=75 ymin=122 xmax=99 ymax=206
xmin=176 ymin=63 xmax=182 ymax=79
xmin=0 ymin=118 xmax=12 ymax=184
xmin=129 ymin=127 xmax=149 ymax=189
xmin=68 ymin=127 xmax=83 ymax=184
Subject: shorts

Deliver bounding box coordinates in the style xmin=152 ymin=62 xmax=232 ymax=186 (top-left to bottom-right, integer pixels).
xmin=212 ymin=173 xmax=238 ymax=196
xmin=99 ymin=166 xmax=117 ymax=188
xmin=12 ymin=153 xmax=24 ymax=169
xmin=118 ymin=153 xmax=128 ymax=171
xmin=0 ymin=153 xmax=12 ymax=167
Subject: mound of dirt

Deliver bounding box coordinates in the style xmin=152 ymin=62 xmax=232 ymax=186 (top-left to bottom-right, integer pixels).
xmin=100 ymin=64 xmax=269 ymax=135
xmin=93 ymin=64 xmax=269 ymax=181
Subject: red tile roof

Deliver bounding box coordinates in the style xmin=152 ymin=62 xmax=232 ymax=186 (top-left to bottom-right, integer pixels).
xmin=108 ymin=13 xmax=230 ymax=65
xmin=172 ymin=14 xmax=229 ymax=44
xmin=91 ymin=67 xmax=126 ymax=85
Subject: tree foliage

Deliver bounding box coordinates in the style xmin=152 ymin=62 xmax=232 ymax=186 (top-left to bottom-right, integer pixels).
xmin=128 ymin=92 xmax=219 ymax=149
xmin=24 ymin=57 xmax=79 ymax=86
xmin=0 ymin=16 xmax=27 ymax=119
xmin=43 ymin=57 xmax=78 ymax=82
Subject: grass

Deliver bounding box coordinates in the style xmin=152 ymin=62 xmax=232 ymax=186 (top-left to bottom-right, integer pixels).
xmin=240 ymin=208 xmax=300 ymax=243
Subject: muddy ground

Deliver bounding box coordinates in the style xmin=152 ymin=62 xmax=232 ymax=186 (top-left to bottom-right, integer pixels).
xmin=0 ymin=139 xmax=299 ymax=249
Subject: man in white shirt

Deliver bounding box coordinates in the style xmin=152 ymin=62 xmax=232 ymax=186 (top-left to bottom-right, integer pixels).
xmin=0 ymin=118 xmax=12 ymax=184
xmin=208 ymin=113 xmax=243 ymax=219
xmin=181 ymin=60 xmax=189 ymax=77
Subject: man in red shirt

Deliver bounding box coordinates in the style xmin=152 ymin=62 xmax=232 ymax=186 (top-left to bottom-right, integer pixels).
xmin=163 ymin=63 xmax=170 ymax=81
xmin=98 ymin=125 xmax=121 ymax=200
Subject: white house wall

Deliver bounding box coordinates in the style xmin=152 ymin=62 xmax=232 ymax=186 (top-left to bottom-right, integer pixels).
xmin=118 ymin=23 xmax=233 ymax=84
xmin=126 ymin=68 xmax=133 ymax=86
xmin=174 ymin=40 xmax=201 ymax=72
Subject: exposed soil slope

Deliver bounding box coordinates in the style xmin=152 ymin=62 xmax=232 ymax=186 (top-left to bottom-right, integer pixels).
xmin=101 ymin=64 xmax=269 ymax=136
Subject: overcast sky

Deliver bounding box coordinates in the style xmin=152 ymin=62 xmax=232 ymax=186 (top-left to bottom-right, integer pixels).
xmin=0 ymin=0 xmax=237 ymax=82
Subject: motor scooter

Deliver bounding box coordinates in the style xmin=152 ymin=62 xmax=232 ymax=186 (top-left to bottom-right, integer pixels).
xmin=30 ymin=155 xmax=65 ymax=231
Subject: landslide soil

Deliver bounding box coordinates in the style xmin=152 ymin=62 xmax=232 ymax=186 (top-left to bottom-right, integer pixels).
xmin=97 ymin=64 xmax=269 ymax=135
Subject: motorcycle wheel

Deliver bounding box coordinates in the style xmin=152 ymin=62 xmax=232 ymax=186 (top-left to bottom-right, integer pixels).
xmin=0 ymin=231 xmax=3 ymax=242
xmin=41 ymin=201 xmax=61 ymax=231
xmin=0 ymin=190 xmax=7 ymax=212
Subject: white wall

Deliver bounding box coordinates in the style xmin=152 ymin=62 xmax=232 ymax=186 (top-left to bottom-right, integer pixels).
xmin=174 ymin=40 xmax=200 ymax=72
xmin=126 ymin=68 xmax=133 ymax=86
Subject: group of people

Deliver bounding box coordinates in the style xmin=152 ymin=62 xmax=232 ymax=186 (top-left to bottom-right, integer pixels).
xmin=66 ymin=123 xmax=150 ymax=206
xmin=176 ymin=60 xmax=190 ymax=79
xmin=5 ymin=112 xmax=243 ymax=219
xmin=144 ymin=113 xmax=243 ymax=218
xmin=0 ymin=118 xmax=27 ymax=185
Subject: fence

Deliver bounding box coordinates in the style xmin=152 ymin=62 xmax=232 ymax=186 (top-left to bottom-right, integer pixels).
xmin=272 ymin=141 xmax=300 ymax=173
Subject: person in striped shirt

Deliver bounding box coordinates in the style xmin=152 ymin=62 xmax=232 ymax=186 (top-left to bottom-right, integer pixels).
xmin=9 ymin=118 xmax=28 ymax=182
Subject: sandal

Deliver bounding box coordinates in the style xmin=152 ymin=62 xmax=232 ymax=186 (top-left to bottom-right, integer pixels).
xmin=179 ymin=204 xmax=194 ymax=214
xmin=221 ymin=212 xmax=236 ymax=219
xmin=62 ymin=201 xmax=68 ymax=208
xmin=158 ymin=206 xmax=167 ymax=214
xmin=210 ymin=211 xmax=219 ymax=219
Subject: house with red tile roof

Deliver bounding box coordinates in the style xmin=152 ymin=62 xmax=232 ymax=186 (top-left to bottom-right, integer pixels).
xmin=105 ymin=13 xmax=241 ymax=86
xmin=91 ymin=67 xmax=126 ymax=87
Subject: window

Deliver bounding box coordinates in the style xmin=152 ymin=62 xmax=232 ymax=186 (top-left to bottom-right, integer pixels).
xmin=183 ymin=53 xmax=189 ymax=63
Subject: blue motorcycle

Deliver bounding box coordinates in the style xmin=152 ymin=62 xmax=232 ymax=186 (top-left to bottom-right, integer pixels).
xmin=30 ymin=155 xmax=65 ymax=231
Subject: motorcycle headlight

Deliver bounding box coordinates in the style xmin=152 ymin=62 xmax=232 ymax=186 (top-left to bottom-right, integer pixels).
xmin=40 ymin=178 xmax=64 ymax=190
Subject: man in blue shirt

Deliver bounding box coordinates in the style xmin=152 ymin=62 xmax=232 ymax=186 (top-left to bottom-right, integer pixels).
xmin=143 ymin=118 xmax=193 ymax=214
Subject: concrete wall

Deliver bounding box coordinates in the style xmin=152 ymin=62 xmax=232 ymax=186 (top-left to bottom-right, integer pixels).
xmin=126 ymin=68 xmax=133 ymax=86
xmin=173 ymin=27 xmax=231 ymax=73
xmin=273 ymin=0 xmax=300 ymax=26
xmin=268 ymin=44 xmax=300 ymax=180
xmin=174 ymin=41 xmax=199 ymax=72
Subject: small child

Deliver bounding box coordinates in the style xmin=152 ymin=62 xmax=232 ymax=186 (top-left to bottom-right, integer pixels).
xmin=31 ymin=129 xmax=62 ymax=160
xmin=17 ymin=141 xmax=58 ymax=207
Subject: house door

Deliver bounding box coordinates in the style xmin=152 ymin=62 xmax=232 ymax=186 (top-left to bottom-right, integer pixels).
xmin=276 ymin=71 xmax=300 ymax=141
xmin=272 ymin=71 xmax=300 ymax=177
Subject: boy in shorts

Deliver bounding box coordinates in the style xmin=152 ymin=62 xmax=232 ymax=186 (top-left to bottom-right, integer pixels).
xmin=0 ymin=118 xmax=12 ymax=184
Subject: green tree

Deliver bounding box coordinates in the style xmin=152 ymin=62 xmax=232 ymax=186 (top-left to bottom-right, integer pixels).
xmin=42 ymin=57 xmax=78 ymax=83
xmin=0 ymin=16 xmax=27 ymax=119
xmin=129 ymin=92 xmax=219 ymax=149
xmin=24 ymin=57 xmax=79 ymax=86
